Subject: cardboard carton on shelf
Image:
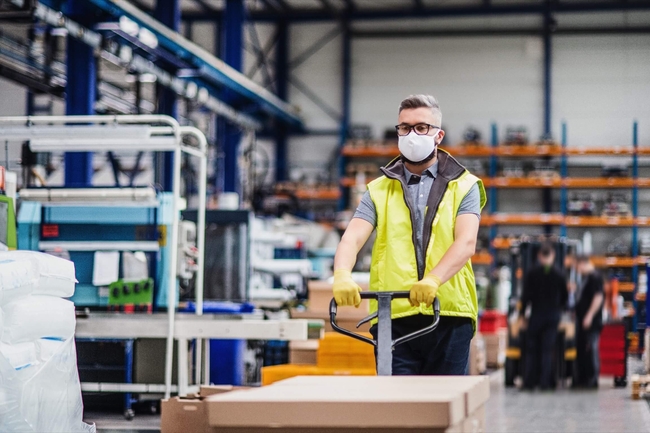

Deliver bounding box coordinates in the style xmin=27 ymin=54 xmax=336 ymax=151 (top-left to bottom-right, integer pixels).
xmin=206 ymin=375 xmax=490 ymax=433
xmin=289 ymin=339 xmax=319 ymax=365
xmin=161 ymin=386 xmax=251 ymax=433
xmin=308 ymin=279 xmax=370 ymax=312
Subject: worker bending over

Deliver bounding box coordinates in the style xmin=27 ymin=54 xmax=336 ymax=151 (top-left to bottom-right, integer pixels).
xmin=573 ymin=256 xmax=604 ymax=389
xmin=332 ymin=94 xmax=486 ymax=375
xmin=520 ymin=244 xmax=568 ymax=390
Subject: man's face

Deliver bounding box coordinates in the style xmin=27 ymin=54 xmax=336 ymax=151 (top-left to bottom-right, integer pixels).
xmin=397 ymin=107 xmax=444 ymax=144
xmin=538 ymin=252 xmax=555 ymax=267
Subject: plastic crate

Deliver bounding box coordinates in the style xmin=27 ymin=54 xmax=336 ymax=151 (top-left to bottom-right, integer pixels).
xmin=261 ymin=364 xmax=376 ymax=386
xmin=316 ymin=332 xmax=375 ymax=369
xmin=479 ymin=310 xmax=507 ymax=333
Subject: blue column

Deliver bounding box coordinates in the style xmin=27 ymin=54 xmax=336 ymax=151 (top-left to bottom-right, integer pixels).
xmin=543 ymin=3 xmax=552 ymax=135
xmin=275 ymin=21 xmax=289 ymax=182
xmin=220 ymin=0 xmax=245 ymax=193
xmin=338 ymin=22 xmax=351 ymax=211
xmin=64 ymin=0 xmax=95 ymax=187
xmin=155 ymin=0 xmax=180 ymax=192
xmin=560 ymin=122 xmax=567 ymax=237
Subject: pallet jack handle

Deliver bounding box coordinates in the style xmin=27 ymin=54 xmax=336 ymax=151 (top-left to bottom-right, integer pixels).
xmin=329 ymin=292 xmax=440 ymax=350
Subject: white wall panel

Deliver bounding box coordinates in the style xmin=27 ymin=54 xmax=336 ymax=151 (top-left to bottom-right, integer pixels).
xmin=350 ymin=36 xmax=544 ymax=144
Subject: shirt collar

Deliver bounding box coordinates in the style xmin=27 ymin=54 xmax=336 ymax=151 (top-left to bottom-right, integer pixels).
xmin=403 ymin=160 xmax=438 ymax=184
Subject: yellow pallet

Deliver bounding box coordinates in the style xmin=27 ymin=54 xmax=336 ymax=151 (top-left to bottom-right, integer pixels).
xmin=261 ymin=364 xmax=376 ymax=386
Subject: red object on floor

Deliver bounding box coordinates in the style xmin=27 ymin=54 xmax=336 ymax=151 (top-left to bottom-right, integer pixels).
xmin=479 ymin=310 xmax=507 ymax=333
xmin=599 ymin=322 xmax=626 ymax=377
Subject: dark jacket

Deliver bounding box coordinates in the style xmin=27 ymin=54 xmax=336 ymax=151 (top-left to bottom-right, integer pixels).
xmin=521 ymin=265 xmax=568 ymax=330
xmin=576 ymin=271 xmax=604 ymax=332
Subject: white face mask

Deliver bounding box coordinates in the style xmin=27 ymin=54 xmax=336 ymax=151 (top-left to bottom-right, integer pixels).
xmin=398 ymin=130 xmax=439 ymax=163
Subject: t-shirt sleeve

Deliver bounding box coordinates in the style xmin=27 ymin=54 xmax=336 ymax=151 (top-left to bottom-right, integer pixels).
xmin=352 ymin=190 xmax=377 ymax=228
xmin=457 ymin=183 xmax=482 ymax=220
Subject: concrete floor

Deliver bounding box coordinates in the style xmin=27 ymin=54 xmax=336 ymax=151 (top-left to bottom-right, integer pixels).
xmin=87 ymin=364 xmax=650 ymax=433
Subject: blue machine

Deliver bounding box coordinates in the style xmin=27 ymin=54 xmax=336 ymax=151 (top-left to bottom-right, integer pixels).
xmin=17 ymin=189 xmax=177 ymax=309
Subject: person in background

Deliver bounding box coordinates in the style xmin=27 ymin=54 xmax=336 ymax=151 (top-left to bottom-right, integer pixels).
xmin=520 ymin=243 xmax=568 ymax=390
xmin=573 ymin=255 xmax=604 ymax=389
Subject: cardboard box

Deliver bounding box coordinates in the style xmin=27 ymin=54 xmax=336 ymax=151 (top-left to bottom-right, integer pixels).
xmin=469 ymin=333 xmax=486 ymax=376
xmin=289 ymin=340 xmax=319 ymax=365
xmin=291 ymin=308 xmax=371 ymax=333
xmin=463 ymin=405 xmax=486 ymax=433
xmin=206 ymin=376 xmax=489 ymax=432
xmin=161 ymin=386 xmax=249 ymax=433
xmin=483 ymin=329 xmax=507 ymax=368
xmin=308 ymin=280 xmax=369 ymax=313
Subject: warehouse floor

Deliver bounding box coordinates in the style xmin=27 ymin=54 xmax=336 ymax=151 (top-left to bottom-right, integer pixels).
xmin=88 ymin=361 xmax=650 ymax=433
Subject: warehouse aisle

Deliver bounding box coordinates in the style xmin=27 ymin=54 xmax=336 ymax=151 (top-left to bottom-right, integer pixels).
xmin=89 ymin=369 xmax=650 ymax=433
xmin=486 ymin=370 xmax=650 ymax=433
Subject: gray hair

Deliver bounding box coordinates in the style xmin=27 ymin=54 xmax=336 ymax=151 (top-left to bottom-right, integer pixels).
xmin=398 ymin=94 xmax=442 ymax=120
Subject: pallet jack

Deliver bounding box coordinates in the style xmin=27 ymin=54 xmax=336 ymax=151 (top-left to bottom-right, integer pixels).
xmin=330 ymin=292 xmax=440 ymax=375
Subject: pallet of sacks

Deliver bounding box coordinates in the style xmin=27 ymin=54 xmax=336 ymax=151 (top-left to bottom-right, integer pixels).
xmin=0 ymin=251 xmax=94 ymax=433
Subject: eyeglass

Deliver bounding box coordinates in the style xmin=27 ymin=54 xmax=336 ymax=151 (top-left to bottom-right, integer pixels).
xmin=395 ymin=123 xmax=440 ymax=136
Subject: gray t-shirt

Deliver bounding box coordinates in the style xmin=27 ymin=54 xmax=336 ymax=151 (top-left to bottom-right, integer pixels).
xmin=353 ymin=161 xmax=481 ymax=277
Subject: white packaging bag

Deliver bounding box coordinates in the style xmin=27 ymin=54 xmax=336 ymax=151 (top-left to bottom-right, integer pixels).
xmin=36 ymin=338 xmax=64 ymax=363
xmin=0 ymin=342 xmax=38 ymax=371
xmin=0 ymin=251 xmax=77 ymax=298
xmin=0 ymin=259 xmax=37 ymax=305
xmin=0 ymin=337 xmax=95 ymax=433
xmin=1 ymin=296 xmax=75 ymax=344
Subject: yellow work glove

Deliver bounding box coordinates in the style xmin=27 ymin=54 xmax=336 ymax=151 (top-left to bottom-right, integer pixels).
xmin=409 ymin=274 xmax=441 ymax=307
xmin=332 ymin=269 xmax=362 ymax=307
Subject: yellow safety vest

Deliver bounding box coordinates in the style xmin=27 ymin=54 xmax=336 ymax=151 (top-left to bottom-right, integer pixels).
xmin=367 ymin=150 xmax=487 ymax=325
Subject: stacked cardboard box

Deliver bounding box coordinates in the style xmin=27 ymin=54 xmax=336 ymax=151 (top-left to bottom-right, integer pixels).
xmin=291 ymin=280 xmax=371 ymax=332
xmin=483 ymin=329 xmax=507 ymax=368
xmin=469 ymin=333 xmax=487 ymax=375
xmin=288 ymin=340 xmax=319 ymax=365
xmin=161 ymin=386 xmax=250 ymax=433
xmin=203 ymin=375 xmax=490 ymax=433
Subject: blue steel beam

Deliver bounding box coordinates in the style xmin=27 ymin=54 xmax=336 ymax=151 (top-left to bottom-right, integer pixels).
xmin=275 ymin=20 xmax=288 ymax=182
xmin=182 ymin=0 xmax=650 ymax=21
xmin=83 ymin=0 xmax=301 ymax=127
xmin=154 ymin=0 xmax=180 ymax=192
xmin=220 ymin=0 xmax=245 ymax=193
xmin=64 ymin=0 xmax=95 ymax=187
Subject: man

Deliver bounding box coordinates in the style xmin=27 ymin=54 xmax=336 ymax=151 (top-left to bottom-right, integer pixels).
xmin=520 ymin=243 xmax=568 ymax=390
xmin=573 ymin=255 xmax=604 ymax=389
xmin=332 ymin=94 xmax=486 ymax=375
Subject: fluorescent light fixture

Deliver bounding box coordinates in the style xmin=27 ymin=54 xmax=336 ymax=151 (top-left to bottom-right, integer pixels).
xmin=30 ymin=137 xmax=178 ymax=152
xmin=0 ymin=125 xmax=153 ymax=142
xmin=138 ymin=28 xmax=158 ymax=49
xmin=119 ymin=16 xmax=139 ymax=37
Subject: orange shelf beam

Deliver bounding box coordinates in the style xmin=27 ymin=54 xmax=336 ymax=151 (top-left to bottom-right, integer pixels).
xmin=293 ymin=188 xmax=341 ymax=201
xmin=341 ymin=146 xmax=398 ymax=158
xmin=485 ymin=177 xmax=561 ymax=188
xmin=564 ymin=178 xmax=635 ymax=188
xmin=496 ymin=145 xmax=562 ymax=157
xmin=488 ymin=213 xmax=564 ymax=225
xmin=564 ymin=215 xmax=635 ymax=227
xmin=619 ymin=282 xmax=636 ymax=292
xmin=565 ymin=147 xmax=634 ymax=156
xmin=591 ymin=256 xmax=638 ymax=268
xmin=472 ymin=252 xmax=493 ymax=266
xmin=637 ymin=293 xmax=646 ymax=302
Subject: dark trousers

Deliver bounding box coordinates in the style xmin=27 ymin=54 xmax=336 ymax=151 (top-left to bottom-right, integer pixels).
xmin=369 ymin=315 xmax=473 ymax=375
xmin=524 ymin=320 xmax=558 ymax=389
xmin=575 ymin=326 xmax=600 ymax=387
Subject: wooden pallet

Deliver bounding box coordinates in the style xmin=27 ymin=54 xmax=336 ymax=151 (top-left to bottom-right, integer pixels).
xmin=631 ymin=374 xmax=650 ymax=399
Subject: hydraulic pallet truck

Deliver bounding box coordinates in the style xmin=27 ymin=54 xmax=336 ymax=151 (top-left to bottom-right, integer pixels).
xmin=330 ymin=292 xmax=440 ymax=375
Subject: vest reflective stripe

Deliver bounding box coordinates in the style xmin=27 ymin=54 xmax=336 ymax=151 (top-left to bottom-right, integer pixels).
xmin=367 ymin=166 xmax=486 ymax=324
